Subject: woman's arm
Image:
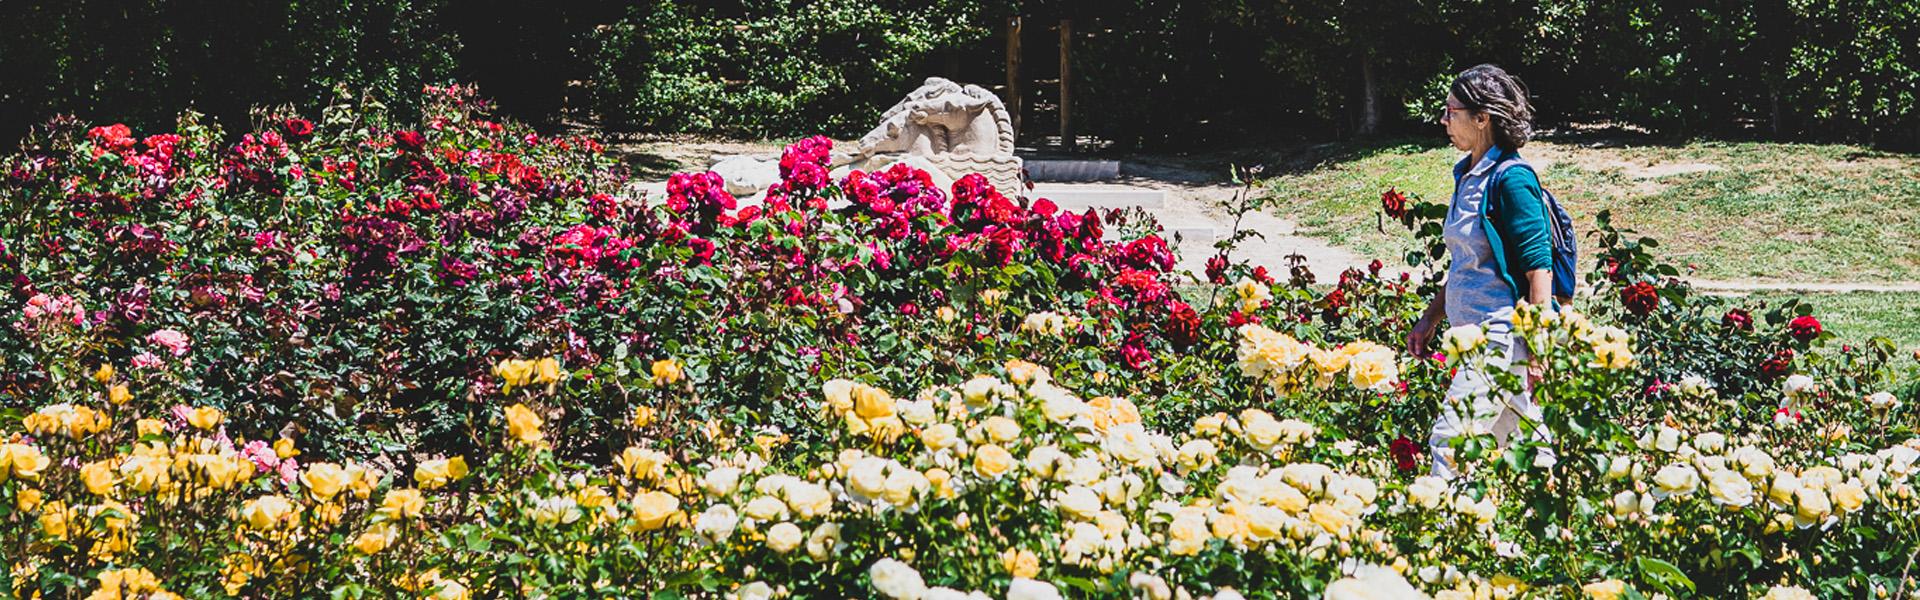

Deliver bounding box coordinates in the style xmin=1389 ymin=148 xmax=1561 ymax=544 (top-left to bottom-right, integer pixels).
xmin=1523 ymin=268 xmax=1551 ymax=305
xmin=1407 ymin=283 xmax=1447 ymax=356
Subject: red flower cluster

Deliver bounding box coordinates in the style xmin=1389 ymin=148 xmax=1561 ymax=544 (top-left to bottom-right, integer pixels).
xmin=282 ymin=118 xmax=315 ymax=141
xmin=1389 ymin=437 xmax=1422 ymax=472
xmin=776 ymin=135 xmax=833 ymax=192
xmin=1722 ymin=308 xmax=1754 ymax=331
xmin=1788 ymin=315 xmax=1823 ymax=343
xmin=1759 ymin=349 xmax=1795 ymax=380
xmin=549 ymin=224 xmax=640 ymax=271
xmin=1620 ymin=281 xmax=1659 ymax=316
xmin=665 ymin=171 xmax=737 ymax=231
xmin=841 ymin=163 xmax=948 ymax=239
xmin=1381 ymin=188 xmax=1408 ymax=220
xmin=1121 ymin=235 xmax=1174 ymax=273
xmin=392 ymin=130 xmax=428 ymax=153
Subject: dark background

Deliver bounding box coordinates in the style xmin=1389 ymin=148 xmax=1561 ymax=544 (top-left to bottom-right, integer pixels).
xmin=3 ymin=0 xmax=1915 ymax=151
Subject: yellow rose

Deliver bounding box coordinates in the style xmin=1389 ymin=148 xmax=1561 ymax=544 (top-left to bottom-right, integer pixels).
xmin=301 ymin=463 xmax=352 ymax=502
xmin=765 ymin=521 xmax=804 ymax=554
xmin=0 ymin=444 xmax=50 ymax=482
xmin=1582 ymin=579 xmax=1627 ymax=600
xmin=852 ymin=384 xmax=895 ymax=420
xmin=920 ymin=423 xmax=960 ymax=451
xmin=136 ymin=418 xmax=166 ymax=437
xmin=823 ymin=379 xmax=856 ymax=413
xmin=504 ymin=403 xmax=545 ymax=446
xmin=379 ymin=489 xmax=427 ymax=520
xmin=974 ymin=444 xmax=1015 ymax=478
xmin=354 ymin=522 xmax=399 ymax=555
xmin=109 ymin=384 xmax=133 ymax=405
xmin=633 ymin=490 xmax=680 ymax=531
xmin=1794 ymin=487 xmax=1832 ymax=528
xmin=534 ymin=357 xmax=561 ymax=384
xmin=1309 ymin=503 xmax=1352 ymax=536
xmin=187 ymin=406 xmax=224 ymax=430
xmin=1167 ymin=512 xmax=1211 ymax=556
xmin=94 ymin=363 xmax=116 ymax=384
xmin=1001 ymin=547 xmax=1041 ymax=578
xmin=617 ymin=446 xmax=670 ymax=482
xmin=77 ymin=460 xmax=118 ymax=497
xmin=16 ymin=488 xmax=42 ymax=512
xmin=981 ymin=288 xmax=1008 ymax=307
xmin=494 ymin=358 xmax=536 ymax=392
xmin=983 ymin=416 xmax=1022 ymax=444
xmin=274 ymin=438 xmax=300 ymax=459
xmin=650 ymin=358 xmax=683 ymax=386
xmin=1830 ymin=481 xmax=1867 ymax=514
xmin=1005 ymin=359 xmax=1048 ymax=386
xmin=38 ymin=501 xmax=72 ymax=540
xmin=632 ymin=405 xmax=656 ymax=428
xmin=935 ymin=306 xmax=957 ymax=323
xmin=242 ymin=495 xmax=297 ymax=530
xmin=414 ymin=457 xmax=469 ymax=490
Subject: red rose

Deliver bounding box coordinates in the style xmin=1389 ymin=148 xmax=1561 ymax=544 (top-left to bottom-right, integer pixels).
xmin=1788 ymin=315 xmax=1822 ymax=342
xmin=1389 ymin=437 xmax=1421 ymax=472
xmin=1368 ymin=259 xmax=1384 ymax=277
xmin=1620 ymin=281 xmax=1659 ymax=316
xmin=282 ymin=118 xmax=314 ymax=140
xmin=392 ymin=130 xmax=426 ymax=152
xmin=1166 ymin=301 xmax=1201 ymax=349
xmin=1759 ymin=349 xmax=1795 ymax=380
xmin=1381 ymin=188 xmax=1408 ymax=219
xmin=1722 ymin=308 xmax=1754 ymax=331
xmin=1120 ymin=333 xmax=1153 ymax=371
xmin=1205 ymin=255 xmax=1229 ymax=284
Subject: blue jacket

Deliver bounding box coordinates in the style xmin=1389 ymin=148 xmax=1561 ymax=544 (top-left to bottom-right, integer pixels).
xmin=1453 ymin=147 xmax=1555 ymax=301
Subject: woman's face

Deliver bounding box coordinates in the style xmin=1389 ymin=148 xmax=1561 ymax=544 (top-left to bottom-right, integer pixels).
xmin=1440 ymin=93 xmax=1486 ymax=152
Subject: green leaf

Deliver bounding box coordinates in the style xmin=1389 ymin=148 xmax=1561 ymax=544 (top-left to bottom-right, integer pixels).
xmin=1636 ymin=556 xmax=1694 ymax=594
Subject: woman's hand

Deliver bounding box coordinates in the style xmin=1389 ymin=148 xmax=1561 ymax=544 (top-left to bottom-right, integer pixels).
xmin=1406 ymin=313 xmax=1440 ymax=358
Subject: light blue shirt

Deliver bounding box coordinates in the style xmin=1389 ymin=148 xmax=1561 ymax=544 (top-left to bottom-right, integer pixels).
xmin=1445 ymin=148 xmax=1519 ymax=333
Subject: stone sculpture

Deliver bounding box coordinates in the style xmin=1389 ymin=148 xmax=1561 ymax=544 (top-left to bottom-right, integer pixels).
xmin=852 ymin=77 xmax=1023 ymax=192
xmin=708 ymin=77 xmax=1024 ymax=197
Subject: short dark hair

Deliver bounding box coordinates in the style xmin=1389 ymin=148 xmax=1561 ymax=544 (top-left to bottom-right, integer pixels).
xmin=1450 ymin=64 xmax=1534 ymax=150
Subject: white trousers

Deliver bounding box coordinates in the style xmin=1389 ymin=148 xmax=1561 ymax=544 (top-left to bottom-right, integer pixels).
xmin=1428 ymin=326 xmax=1549 ymax=478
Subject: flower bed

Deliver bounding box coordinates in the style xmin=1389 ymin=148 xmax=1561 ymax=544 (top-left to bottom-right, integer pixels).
xmin=0 ymin=88 xmax=1915 ymax=598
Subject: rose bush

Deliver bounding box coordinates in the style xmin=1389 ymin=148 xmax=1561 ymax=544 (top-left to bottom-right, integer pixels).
xmin=0 ymin=88 xmax=1916 ymax=598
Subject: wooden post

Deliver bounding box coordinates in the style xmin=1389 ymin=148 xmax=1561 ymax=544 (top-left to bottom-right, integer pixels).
xmin=1006 ymin=16 xmax=1023 ymax=141
xmin=1059 ymin=18 xmax=1073 ymax=151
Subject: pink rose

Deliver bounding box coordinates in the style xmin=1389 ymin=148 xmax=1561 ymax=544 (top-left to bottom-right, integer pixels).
xmin=149 ymin=328 xmax=191 ymax=356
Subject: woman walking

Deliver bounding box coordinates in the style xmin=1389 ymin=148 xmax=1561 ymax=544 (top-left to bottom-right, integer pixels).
xmin=1404 ymin=64 xmax=1556 ymax=478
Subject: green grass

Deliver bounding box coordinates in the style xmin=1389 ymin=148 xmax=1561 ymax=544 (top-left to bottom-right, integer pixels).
xmin=1733 ymin=291 xmax=1920 ymax=351
xmin=1260 ymin=137 xmax=1920 ymax=283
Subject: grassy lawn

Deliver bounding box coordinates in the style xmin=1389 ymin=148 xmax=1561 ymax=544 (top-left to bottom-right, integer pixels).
xmin=1735 ymin=291 xmax=1920 ymax=351
xmin=1259 ymin=137 xmax=1920 ymax=284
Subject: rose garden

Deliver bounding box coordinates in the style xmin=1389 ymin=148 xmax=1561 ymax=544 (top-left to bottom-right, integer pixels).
xmin=0 ymin=77 xmax=1912 ymax=600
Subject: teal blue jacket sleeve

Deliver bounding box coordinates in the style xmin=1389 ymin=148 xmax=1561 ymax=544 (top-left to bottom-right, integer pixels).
xmin=1491 ymin=167 xmax=1555 ymax=276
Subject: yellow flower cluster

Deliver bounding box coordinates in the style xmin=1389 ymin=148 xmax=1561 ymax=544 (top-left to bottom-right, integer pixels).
xmin=1604 ymin=424 xmax=1920 ymax=533
xmin=494 ymin=356 xmax=562 ymax=393
xmin=1019 ymin=311 xmax=1080 ymax=337
xmin=1236 ymin=325 xmax=1400 ymax=394
xmin=23 ymin=403 xmax=112 ymax=440
xmin=1231 ymin=277 xmax=1272 ymax=313
xmin=823 ymin=379 xmax=907 ymax=442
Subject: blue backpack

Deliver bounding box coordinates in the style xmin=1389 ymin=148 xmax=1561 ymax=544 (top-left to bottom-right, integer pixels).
xmin=1490 ymin=157 xmax=1578 ymax=304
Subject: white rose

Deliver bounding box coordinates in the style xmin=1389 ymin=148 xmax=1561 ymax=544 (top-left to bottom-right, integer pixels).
xmin=1706 ymin=469 xmax=1754 ymax=507
xmin=1652 ymin=464 xmax=1701 ymax=499
xmin=1783 ymin=374 xmax=1816 ymax=398
xmin=1654 ymin=426 xmax=1683 ymax=453
xmin=729 ymin=581 xmax=775 ymax=600
xmin=1691 ymin=431 xmax=1727 ymax=454
xmin=1056 ymin=486 xmax=1103 ymax=520
xmin=743 ymin=495 xmax=790 ymax=522
xmin=695 ymin=503 xmax=739 ymax=542
xmin=765 ymin=521 xmax=804 ymax=553
xmin=1007 ymin=578 xmax=1063 ymax=600
xmin=1867 ymin=391 xmax=1901 ymax=412
xmin=703 ymin=466 xmax=743 ymax=497
xmin=869 ymin=558 xmax=927 ymax=600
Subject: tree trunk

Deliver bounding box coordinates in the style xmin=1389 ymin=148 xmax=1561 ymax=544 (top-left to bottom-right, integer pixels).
xmin=1358 ymin=57 xmax=1381 ymax=136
